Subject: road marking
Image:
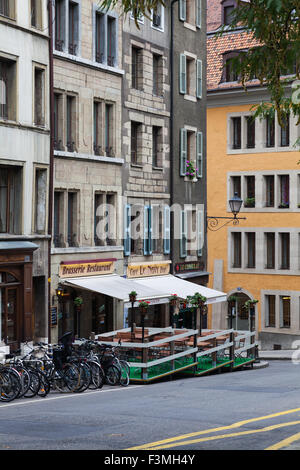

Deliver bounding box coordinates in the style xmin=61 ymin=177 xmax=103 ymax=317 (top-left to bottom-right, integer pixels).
xmin=0 ymin=385 xmax=144 ymax=408
xmin=127 ymin=407 xmax=300 ymax=450
xmin=138 ymin=420 xmax=300 ymax=450
xmin=265 ymin=431 xmax=300 ymax=450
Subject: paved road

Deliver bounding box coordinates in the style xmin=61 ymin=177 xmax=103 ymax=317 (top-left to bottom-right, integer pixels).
xmin=1 ymin=361 xmax=300 ymax=452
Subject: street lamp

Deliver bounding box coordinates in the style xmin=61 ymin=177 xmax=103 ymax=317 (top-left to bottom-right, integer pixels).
xmin=207 ymin=193 xmax=246 ymax=231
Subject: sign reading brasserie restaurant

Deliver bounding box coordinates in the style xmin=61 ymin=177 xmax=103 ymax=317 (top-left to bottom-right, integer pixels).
xmin=127 ymin=261 xmax=171 ymax=279
xmin=59 ymin=259 xmax=115 ymax=278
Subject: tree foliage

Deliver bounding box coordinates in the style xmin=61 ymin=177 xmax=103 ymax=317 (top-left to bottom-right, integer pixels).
xmin=217 ymin=0 xmax=300 ymax=134
xmin=97 ymin=0 xmax=165 ymax=26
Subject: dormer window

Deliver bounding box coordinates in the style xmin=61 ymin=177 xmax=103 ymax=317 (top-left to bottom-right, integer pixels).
xmin=221 ymin=0 xmax=236 ymax=26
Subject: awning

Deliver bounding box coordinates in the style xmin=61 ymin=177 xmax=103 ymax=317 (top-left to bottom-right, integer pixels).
xmin=133 ymin=274 xmax=227 ymax=304
xmin=63 ymin=274 xmax=170 ymax=302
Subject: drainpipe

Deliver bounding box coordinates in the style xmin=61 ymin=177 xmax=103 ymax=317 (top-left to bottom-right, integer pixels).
xmin=170 ymin=0 xmax=179 ymax=268
xmin=47 ymin=0 xmax=54 ymax=344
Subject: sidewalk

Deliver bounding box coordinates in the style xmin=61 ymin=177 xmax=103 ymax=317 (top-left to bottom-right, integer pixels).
xmin=258 ymin=350 xmax=295 ymax=360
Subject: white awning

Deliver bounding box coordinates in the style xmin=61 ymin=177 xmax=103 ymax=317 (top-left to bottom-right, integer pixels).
xmin=133 ymin=274 xmax=227 ymax=304
xmin=63 ymin=274 xmax=169 ymax=302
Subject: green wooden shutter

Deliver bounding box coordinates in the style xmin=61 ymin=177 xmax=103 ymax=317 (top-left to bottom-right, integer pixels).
xmin=196 ymin=59 xmax=202 ymax=99
xmin=180 ymin=128 xmax=187 ymax=176
xmin=179 ymin=54 xmax=187 ymax=94
xmin=124 ymin=204 xmax=131 ymax=256
xmin=179 ymin=0 xmax=186 ymax=21
xmin=196 ymin=131 xmax=203 ymax=178
xmin=196 ymin=0 xmax=202 ymax=28
xmin=163 ymin=205 xmax=171 ymax=254
xmin=180 ymin=210 xmax=187 ymax=258
xmin=197 ymin=209 xmax=204 ymax=256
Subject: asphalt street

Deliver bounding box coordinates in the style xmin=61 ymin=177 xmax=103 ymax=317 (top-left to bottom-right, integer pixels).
xmin=1 ymin=360 xmax=300 ymax=452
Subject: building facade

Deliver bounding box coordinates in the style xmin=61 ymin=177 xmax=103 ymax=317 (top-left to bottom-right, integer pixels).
xmin=50 ymin=0 xmax=124 ymax=342
xmin=206 ymin=0 xmax=300 ymax=349
xmin=171 ymin=0 xmax=208 ymax=320
xmin=0 ymin=0 xmax=50 ymax=352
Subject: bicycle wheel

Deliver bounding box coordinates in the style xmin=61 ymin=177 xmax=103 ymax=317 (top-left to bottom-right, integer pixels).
xmin=87 ymin=361 xmax=104 ymax=390
xmin=58 ymin=363 xmax=81 ymax=393
xmin=105 ymin=364 xmax=121 ymax=386
xmin=24 ymin=368 xmax=40 ymax=398
xmin=74 ymin=362 xmax=91 ymax=393
xmin=37 ymin=370 xmax=51 ymax=397
xmin=0 ymin=368 xmax=21 ymax=402
xmin=14 ymin=366 xmax=31 ymax=398
xmin=119 ymin=361 xmax=130 ymax=387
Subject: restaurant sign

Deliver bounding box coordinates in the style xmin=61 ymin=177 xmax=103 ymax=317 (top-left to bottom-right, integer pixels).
xmin=127 ymin=261 xmax=171 ymax=279
xmin=59 ymin=259 xmax=116 ymax=278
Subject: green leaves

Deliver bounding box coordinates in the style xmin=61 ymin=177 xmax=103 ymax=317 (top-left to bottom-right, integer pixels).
xmin=96 ymin=0 xmax=165 ymax=27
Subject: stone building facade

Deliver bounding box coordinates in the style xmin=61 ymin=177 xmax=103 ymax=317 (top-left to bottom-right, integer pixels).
xmin=0 ymin=0 xmax=50 ymax=352
xmin=50 ymin=0 xmax=124 ymax=342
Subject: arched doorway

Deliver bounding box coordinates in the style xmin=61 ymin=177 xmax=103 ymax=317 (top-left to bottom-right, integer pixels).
xmin=0 ymin=269 xmax=22 ymax=351
xmin=227 ymin=292 xmax=253 ymax=331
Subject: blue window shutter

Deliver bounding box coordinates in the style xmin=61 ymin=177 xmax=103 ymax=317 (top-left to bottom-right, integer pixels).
xmin=124 ymin=204 xmax=131 ymax=256
xmin=180 ymin=210 xmax=187 ymax=258
xmin=144 ymin=206 xmax=150 ymax=255
xmin=163 ymin=205 xmax=171 ymax=254
xmin=196 ymin=131 xmax=203 ymax=178
xmin=180 ymin=128 xmax=187 ymax=176
xmin=196 ymin=59 xmax=202 ymax=99
xmin=197 ymin=209 xmax=204 ymax=256
xmin=196 ymin=0 xmax=202 ymax=28
xmin=148 ymin=206 xmax=153 ymax=255
xmin=179 ymin=54 xmax=187 ymax=94
xmin=179 ymin=0 xmax=186 ymax=21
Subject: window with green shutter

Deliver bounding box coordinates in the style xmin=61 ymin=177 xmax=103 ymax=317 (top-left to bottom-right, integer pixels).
xmin=163 ymin=205 xmax=171 ymax=254
xmin=197 ymin=209 xmax=204 ymax=257
xmin=144 ymin=206 xmax=152 ymax=255
xmin=196 ymin=0 xmax=201 ymax=28
xmin=180 ymin=128 xmax=187 ymax=176
xmin=179 ymin=0 xmax=186 ymax=21
xmin=179 ymin=53 xmax=187 ymax=95
xmin=196 ymin=59 xmax=202 ymax=98
xmin=124 ymin=203 xmax=131 ymax=256
xmin=196 ymin=131 xmax=203 ymax=178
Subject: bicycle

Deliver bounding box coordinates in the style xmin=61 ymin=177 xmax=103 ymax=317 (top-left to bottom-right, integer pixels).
xmin=0 ymin=365 xmax=21 ymax=402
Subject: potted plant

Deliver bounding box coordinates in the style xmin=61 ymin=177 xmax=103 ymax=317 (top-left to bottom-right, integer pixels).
xmin=129 ymin=291 xmax=137 ymax=303
xmin=243 ymin=299 xmax=259 ymax=310
xmin=244 ymin=197 xmax=255 ymax=208
xmin=185 ymin=161 xmax=198 ymax=182
xmin=169 ymin=294 xmax=178 ymax=306
xmin=74 ymin=296 xmax=83 ymax=309
xmin=138 ymin=300 xmax=150 ymax=313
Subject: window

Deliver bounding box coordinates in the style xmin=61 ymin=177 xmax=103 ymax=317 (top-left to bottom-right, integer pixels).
xmin=187 ymin=209 xmax=197 ymax=256
xmin=144 ymin=206 xmax=152 ymax=255
xmin=232 ymin=232 xmax=241 ymax=268
xmin=95 ymin=11 xmax=104 ymax=63
xmin=224 ymin=5 xmax=234 ymax=25
xmin=68 ymin=1 xmax=79 ymax=55
xmin=180 ymin=210 xmax=187 ymax=258
xmin=0 ymin=165 xmax=22 ymax=234
xmin=265 ymin=175 xmax=274 ymax=207
xmin=104 ymin=103 xmax=114 ymax=157
xmin=95 ymin=193 xmax=116 ymax=246
xmin=67 ymin=192 xmax=77 ymax=246
xmin=153 ymin=54 xmax=163 ymax=96
xmin=34 ymin=67 xmax=45 ymax=126
xmin=132 ymin=46 xmax=143 ymax=90
xmin=266 ymin=115 xmax=275 ymax=147
xmin=66 ymin=95 xmax=76 ymax=152
xmin=55 ymin=0 xmax=65 ymax=51
xmin=107 ymin=16 xmax=116 ymax=67
xmin=186 ymin=57 xmax=196 ymax=96
xmin=280 ymin=296 xmax=290 ymax=328
xmin=279 ymin=175 xmax=289 ymax=208
xmin=244 ymin=175 xmax=255 ymax=208
xmin=224 ymin=55 xmax=239 ymax=82
xmin=54 ymin=92 xmax=63 ymax=150
xmin=279 ymin=233 xmax=290 ymax=269
xmin=231 ymin=176 xmax=241 ymax=198
xmin=152 ymin=205 xmax=163 ymax=254
xmin=246 ymin=116 xmax=255 ymax=149
xmin=0 ymin=56 xmax=16 ymax=121
xmin=232 ymin=117 xmax=241 ymax=149
xmin=93 ymin=101 xmax=102 ymax=155
xmin=265 ymin=295 xmax=276 ymax=327
xmin=131 ymin=122 xmax=142 ymax=164
xmin=280 ymin=113 xmax=290 ymax=147
xmin=152 ymin=126 xmax=163 ymax=168
xmin=31 ymin=0 xmax=42 ymax=29
xmin=94 ymin=193 xmax=104 ymax=246
xmin=35 ymin=168 xmax=47 ymax=233
xmin=0 ymin=0 xmax=15 ymax=19
xmin=152 ymin=3 xmax=164 ymax=30
xmin=179 ymin=0 xmax=201 ymax=28
xmin=265 ymin=233 xmax=275 ymax=269
xmin=53 ymin=191 xmax=64 ymax=247
xmin=246 ymin=232 xmax=256 ymax=268
xmin=179 ymin=55 xmax=202 ymax=99
xmin=163 ymin=205 xmax=171 ymax=255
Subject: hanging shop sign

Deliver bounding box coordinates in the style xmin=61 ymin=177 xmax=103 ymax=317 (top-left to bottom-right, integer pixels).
xmin=59 ymin=258 xmax=116 ymax=278
xmin=174 ymin=261 xmax=205 ymax=274
xmin=127 ymin=261 xmax=171 ymax=279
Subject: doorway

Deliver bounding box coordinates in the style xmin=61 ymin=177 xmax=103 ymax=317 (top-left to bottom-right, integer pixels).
xmin=228 ymin=292 xmax=252 ymax=331
xmin=0 ymin=271 xmax=22 ymax=351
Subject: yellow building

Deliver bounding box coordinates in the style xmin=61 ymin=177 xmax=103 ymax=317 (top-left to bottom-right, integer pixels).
xmin=206 ymin=1 xmax=300 ymax=349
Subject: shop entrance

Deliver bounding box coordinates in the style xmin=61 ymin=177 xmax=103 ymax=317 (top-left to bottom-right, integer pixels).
xmin=0 ymin=270 xmax=22 ymax=351
xmin=228 ymin=292 xmax=252 ymax=330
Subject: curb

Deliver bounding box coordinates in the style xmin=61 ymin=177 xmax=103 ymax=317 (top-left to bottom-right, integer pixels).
xmin=244 ymin=360 xmax=269 ymax=369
